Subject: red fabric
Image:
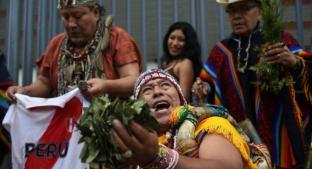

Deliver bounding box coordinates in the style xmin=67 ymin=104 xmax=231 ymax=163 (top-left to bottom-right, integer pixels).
xmin=36 ymin=27 xmax=142 ymax=94
xmin=206 ymin=46 xmax=248 ymax=122
xmin=201 ymin=32 xmax=310 ymax=168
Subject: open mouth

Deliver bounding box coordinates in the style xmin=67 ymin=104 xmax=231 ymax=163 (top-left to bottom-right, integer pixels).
xmin=154 ymin=101 xmax=170 ymax=112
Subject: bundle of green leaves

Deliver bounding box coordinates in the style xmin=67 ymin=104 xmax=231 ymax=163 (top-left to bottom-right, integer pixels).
xmin=76 ymin=95 xmax=160 ymax=169
xmin=250 ymin=0 xmax=293 ymax=94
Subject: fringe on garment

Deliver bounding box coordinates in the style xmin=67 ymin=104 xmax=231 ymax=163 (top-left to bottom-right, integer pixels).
xmin=301 ymin=60 xmax=312 ymax=105
xmin=195 ymin=117 xmax=258 ymax=169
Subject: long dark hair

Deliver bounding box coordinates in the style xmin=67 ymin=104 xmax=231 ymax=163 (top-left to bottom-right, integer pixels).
xmin=161 ymin=21 xmax=202 ymax=79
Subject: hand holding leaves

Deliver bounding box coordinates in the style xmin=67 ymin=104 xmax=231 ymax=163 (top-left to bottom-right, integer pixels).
xmin=76 ymin=95 xmax=160 ymax=169
xmin=250 ymin=0 xmax=293 ymax=94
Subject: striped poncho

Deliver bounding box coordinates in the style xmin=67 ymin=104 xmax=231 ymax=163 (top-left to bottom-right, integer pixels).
xmin=200 ymin=30 xmax=312 ymax=168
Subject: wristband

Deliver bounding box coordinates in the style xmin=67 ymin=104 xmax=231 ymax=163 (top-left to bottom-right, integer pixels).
xmin=142 ymin=144 xmax=179 ymax=169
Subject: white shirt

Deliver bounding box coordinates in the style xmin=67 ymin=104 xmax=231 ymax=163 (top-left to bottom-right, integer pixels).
xmin=3 ymin=88 xmax=90 ymax=169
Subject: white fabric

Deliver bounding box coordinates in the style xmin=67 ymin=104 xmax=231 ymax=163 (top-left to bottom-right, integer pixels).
xmin=2 ymin=88 xmax=90 ymax=169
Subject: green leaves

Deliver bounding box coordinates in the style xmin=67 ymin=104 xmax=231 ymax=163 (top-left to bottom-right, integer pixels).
xmin=76 ymin=95 xmax=160 ymax=168
xmin=260 ymin=0 xmax=285 ymax=43
xmin=250 ymin=61 xmax=293 ymax=94
xmin=250 ymin=0 xmax=293 ymax=94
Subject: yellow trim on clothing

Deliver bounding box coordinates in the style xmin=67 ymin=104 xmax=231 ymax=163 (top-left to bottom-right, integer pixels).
xmin=195 ymin=117 xmax=257 ymax=169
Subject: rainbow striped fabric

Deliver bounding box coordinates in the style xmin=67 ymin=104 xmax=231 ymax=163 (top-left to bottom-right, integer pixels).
xmin=0 ymin=89 xmax=9 ymax=110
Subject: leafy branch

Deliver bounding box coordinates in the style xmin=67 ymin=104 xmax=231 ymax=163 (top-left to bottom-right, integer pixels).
xmin=76 ymin=95 xmax=159 ymax=169
xmin=261 ymin=0 xmax=284 ymax=43
xmin=250 ymin=0 xmax=293 ymax=94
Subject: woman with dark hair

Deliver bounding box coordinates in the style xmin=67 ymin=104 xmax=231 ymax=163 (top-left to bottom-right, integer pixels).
xmin=160 ymin=21 xmax=202 ymax=101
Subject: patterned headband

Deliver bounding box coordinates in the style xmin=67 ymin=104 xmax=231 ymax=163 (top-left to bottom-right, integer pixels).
xmin=133 ymin=69 xmax=187 ymax=105
xmin=57 ymin=0 xmax=97 ymax=9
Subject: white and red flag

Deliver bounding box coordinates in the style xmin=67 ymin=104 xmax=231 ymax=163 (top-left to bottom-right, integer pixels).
xmin=2 ymin=88 xmax=90 ymax=169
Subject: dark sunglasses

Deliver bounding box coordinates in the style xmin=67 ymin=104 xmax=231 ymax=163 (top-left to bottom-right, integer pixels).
xmin=225 ymin=3 xmax=259 ymax=14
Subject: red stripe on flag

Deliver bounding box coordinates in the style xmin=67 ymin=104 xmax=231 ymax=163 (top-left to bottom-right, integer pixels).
xmin=25 ymin=97 xmax=82 ymax=169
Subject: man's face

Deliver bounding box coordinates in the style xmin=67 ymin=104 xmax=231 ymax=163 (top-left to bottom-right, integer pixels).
xmin=60 ymin=6 xmax=100 ymax=47
xmin=226 ymin=0 xmax=261 ymax=36
xmin=139 ymin=78 xmax=181 ymax=130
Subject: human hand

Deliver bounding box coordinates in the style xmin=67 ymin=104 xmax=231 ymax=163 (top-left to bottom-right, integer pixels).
xmin=79 ymin=78 xmax=105 ymax=100
xmin=78 ymin=81 xmax=92 ymax=101
xmin=264 ymin=42 xmax=297 ymax=69
xmin=191 ymin=77 xmax=209 ymax=105
xmin=86 ymin=78 xmax=106 ymax=95
xmin=112 ymin=119 xmax=158 ymax=167
xmin=5 ymin=86 xmax=25 ymax=103
xmin=192 ymin=78 xmax=208 ymax=95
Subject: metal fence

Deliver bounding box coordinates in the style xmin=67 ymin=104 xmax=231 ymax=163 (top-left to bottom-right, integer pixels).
xmin=1 ymin=0 xmax=309 ymax=86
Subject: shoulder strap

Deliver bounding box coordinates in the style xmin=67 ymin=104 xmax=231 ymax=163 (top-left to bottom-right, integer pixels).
xmin=100 ymin=15 xmax=113 ymax=51
xmin=95 ymin=15 xmax=113 ymax=71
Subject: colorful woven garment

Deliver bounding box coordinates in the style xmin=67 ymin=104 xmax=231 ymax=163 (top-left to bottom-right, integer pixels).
xmin=200 ymin=30 xmax=311 ymax=168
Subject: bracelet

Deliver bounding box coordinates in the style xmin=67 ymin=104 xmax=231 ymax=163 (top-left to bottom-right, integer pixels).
xmin=142 ymin=144 xmax=179 ymax=169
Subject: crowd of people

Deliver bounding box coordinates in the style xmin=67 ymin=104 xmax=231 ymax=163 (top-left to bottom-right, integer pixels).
xmin=1 ymin=0 xmax=311 ymax=168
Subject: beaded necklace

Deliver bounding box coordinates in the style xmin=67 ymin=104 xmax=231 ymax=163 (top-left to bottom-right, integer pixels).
xmin=233 ymin=33 xmax=252 ymax=73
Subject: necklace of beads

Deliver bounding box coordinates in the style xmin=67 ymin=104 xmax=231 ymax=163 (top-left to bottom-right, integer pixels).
xmin=233 ymin=33 xmax=252 ymax=73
